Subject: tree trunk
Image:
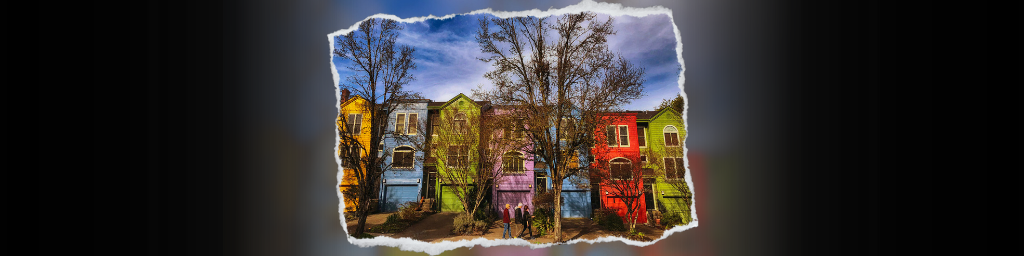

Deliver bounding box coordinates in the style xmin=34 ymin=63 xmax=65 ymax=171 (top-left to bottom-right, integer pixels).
xmin=355 ymin=211 xmax=368 ymax=236
xmin=552 ymin=181 xmax=563 ymax=242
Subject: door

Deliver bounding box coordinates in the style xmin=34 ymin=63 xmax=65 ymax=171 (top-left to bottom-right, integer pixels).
xmin=383 ymin=185 xmax=419 ymax=212
xmin=561 ymin=190 xmax=592 ymax=218
xmin=495 ymin=191 xmax=531 ymax=216
xmin=440 ymin=185 xmax=465 ymax=212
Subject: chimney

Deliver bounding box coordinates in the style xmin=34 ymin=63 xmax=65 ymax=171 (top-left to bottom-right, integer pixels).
xmin=341 ymin=89 xmax=350 ymax=102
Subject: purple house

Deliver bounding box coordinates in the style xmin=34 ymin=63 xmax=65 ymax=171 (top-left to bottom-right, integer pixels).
xmin=487 ymin=107 xmax=535 ymax=215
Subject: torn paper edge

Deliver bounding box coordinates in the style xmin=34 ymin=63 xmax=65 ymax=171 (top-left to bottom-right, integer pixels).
xmin=328 ymin=0 xmax=696 ymax=254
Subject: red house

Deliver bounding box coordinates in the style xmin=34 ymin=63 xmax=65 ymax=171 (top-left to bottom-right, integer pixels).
xmin=591 ymin=112 xmax=647 ymax=225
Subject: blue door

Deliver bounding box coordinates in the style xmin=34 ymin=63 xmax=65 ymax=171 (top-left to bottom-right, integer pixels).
xmin=383 ymin=185 xmax=419 ymax=212
xmin=561 ymin=190 xmax=591 ymax=218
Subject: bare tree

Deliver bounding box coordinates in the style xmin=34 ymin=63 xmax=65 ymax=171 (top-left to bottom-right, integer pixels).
xmin=581 ymin=115 xmax=649 ymax=233
xmin=641 ymin=123 xmax=693 ymax=226
xmin=429 ymin=106 xmax=529 ymax=219
xmin=333 ymin=18 xmax=423 ymax=236
xmin=472 ymin=12 xmax=646 ymax=241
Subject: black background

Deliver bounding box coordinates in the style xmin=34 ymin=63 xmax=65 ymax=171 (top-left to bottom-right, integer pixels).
xmin=113 ymin=0 xmax=880 ymax=255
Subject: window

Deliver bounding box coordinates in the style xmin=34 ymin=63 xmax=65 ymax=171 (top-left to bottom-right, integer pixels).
xmin=407 ymin=113 xmax=418 ymax=135
xmin=610 ymin=158 xmax=632 ymax=179
xmin=535 ymin=174 xmax=547 ymax=194
xmin=559 ymin=118 xmax=573 ymax=140
xmin=638 ymin=127 xmax=647 ymax=147
xmin=447 ymin=145 xmax=469 ymax=168
xmin=606 ymin=125 xmax=617 ymax=146
xmin=502 ymin=152 xmax=525 ymax=174
xmin=430 ymin=114 xmax=439 ymax=144
xmin=454 ymin=113 xmax=467 ymax=134
xmin=346 ymin=114 xmax=362 ymax=134
xmin=393 ymin=146 xmax=415 ymax=168
xmin=396 ymin=114 xmax=406 ymax=134
xmin=343 ymin=147 xmax=361 ymax=168
xmin=664 ymin=126 xmax=680 ymax=147
xmin=618 ymin=125 xmax=630 ymax=147
xmin=663 ymin=157 xmax=686 ymax=179
xmin=640 ymin=155 xmax=648 ymax=163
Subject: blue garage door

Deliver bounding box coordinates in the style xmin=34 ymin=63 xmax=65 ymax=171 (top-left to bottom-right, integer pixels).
xmin=561 ymin=191 xmax=591 ymax=218
xmin=383 ymin=185 xmax=419 ymax=212
xmin=495 ymin=191 xmax=531 ymax=216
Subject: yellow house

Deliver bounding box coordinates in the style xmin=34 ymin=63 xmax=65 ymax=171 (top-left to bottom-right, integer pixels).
xmin=338 ymin=92 xmax=371 ymax=213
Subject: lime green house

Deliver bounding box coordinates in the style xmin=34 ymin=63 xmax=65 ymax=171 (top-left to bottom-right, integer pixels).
xmin=426 ymin=93 xmax=489 ymax=212
xmin=636 ymin=107 xmax=693 ymax=224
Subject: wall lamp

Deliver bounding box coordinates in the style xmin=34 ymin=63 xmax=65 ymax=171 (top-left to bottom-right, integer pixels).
xmin=383 ymin=179 xmax=387 ymax=183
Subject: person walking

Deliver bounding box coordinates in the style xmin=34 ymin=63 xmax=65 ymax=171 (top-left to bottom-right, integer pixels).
xmin=502 ymin=204 xmax=512 ymax=239
xmin=514 ymin=203 xmax=523 ymax=238
xmin=518 ymin=204 xmax=533 ymax=239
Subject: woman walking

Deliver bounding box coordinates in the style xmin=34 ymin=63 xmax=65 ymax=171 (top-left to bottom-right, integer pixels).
xmin=518 ymin=204 xmax=533 ymax=239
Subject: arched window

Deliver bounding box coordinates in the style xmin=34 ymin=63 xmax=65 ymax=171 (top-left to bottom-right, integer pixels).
xmin=454 ymin=113 xmax=467 ymax=134
xmin=393 ymin=146 xmax=415 ymax=168
xmin=663 ymin=126 xmax=680 ymax=147
xmin=610 ymin=158 xmax=632 ymax=179
xmin=503 ymin=152 xmax=525 ymax=174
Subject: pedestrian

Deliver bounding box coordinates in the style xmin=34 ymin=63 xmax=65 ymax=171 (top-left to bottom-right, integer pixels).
xmin=518 ymin=204 xmax=533 ymax=239
xmin=514 ymin=203 xmax=523 ymax=238
xmin=502 ymin=204 xmax=512 ymax=239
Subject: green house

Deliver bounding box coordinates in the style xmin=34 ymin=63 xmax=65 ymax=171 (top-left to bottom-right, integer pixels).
xmin=637 ymin=107 xmax=693 ymax=224
xmin=427 ymin=94 xmax=488 ymax=212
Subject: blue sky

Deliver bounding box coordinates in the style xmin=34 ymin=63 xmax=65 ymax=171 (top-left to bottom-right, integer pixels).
xmin=332 ymin=13 xmax=681 ymax=111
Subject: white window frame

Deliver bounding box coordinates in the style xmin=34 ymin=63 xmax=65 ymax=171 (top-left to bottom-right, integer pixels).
xmin=454 ymin=113 xmax=467 ymax=134
xmin=663 ymin=157 xmax=685 ymax=180
xmin=396 ymin=113 xmax=407 ymax=134
xmin=609 ymin=157 xmax=632 ymax=180
xmin=502 ymin=151 xmax=525 ymax=174
xmin=347 ymin=113 xmax=362 ymax=135
xmin=663 ymin=125 xmax=680 ymax=147
xmin=638 ymin=127 xmax=648 ymax=148
xmin=407 ymin=113 xmax=418 ymax=135
xmin=618 ymin=125 xmax=630 ymax=147
xmin=392 ymin=146 xmax=415 ymax=169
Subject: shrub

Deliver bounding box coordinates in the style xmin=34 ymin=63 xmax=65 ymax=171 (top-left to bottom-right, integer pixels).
xmin=473 ymin=207 xmax=497 ymax=222
xmin=593 ymin=208 xmax=625 ymax=231
xmin=368 ymin=213 xmax=406 ymax=233
xmin=452 ymin=213 xmax=488 ymax=235
xmin=531 ymin=208 xmax=555 ymax=237
xmin=398 ymin=201 xmax=421 ymax=221
xmin=628 ymin=229 xmax=648 ymax=241
xmin=452 ymin=212 xmax=475 ymax=234
xmin=660 ymin=211 xmax=683 ymax=230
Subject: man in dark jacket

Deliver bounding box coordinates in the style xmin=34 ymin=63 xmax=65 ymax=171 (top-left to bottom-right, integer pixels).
xmin=514 ymin=203 xmax=523 ymax=238
xmin=502 ymin=204 xmax=512 ymax=239
xmin=518 ymin=205 xmax=533 ymax=239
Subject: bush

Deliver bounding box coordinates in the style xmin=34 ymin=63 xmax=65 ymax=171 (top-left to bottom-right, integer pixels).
xmin=398 ymin=201 xmax=421 ymax=221
xmin=368 ymin=213 xmax=407 ymax=233
xmin=473 ymin=207 xmax=497 ymax=222
xmin=660 ymin=211 xmax=683 ymax=229
xmin=452 ymin=213 xmax=488 ymax=235
xmin=593 ymin=208 xmax=626 ymax=231
xmin=531 ymin=208 xmax=555 ymax=237
xmin=628 ymin=229 xmax=648 ymax=241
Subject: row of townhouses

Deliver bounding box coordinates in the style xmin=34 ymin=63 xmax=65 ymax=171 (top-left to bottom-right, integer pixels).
xmin=338 ymin=90 xmax=689 ymax=224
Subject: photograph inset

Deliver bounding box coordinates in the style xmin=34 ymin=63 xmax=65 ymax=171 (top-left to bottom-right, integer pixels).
xmin=333 ymin=6 xmax=694 ymax=247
